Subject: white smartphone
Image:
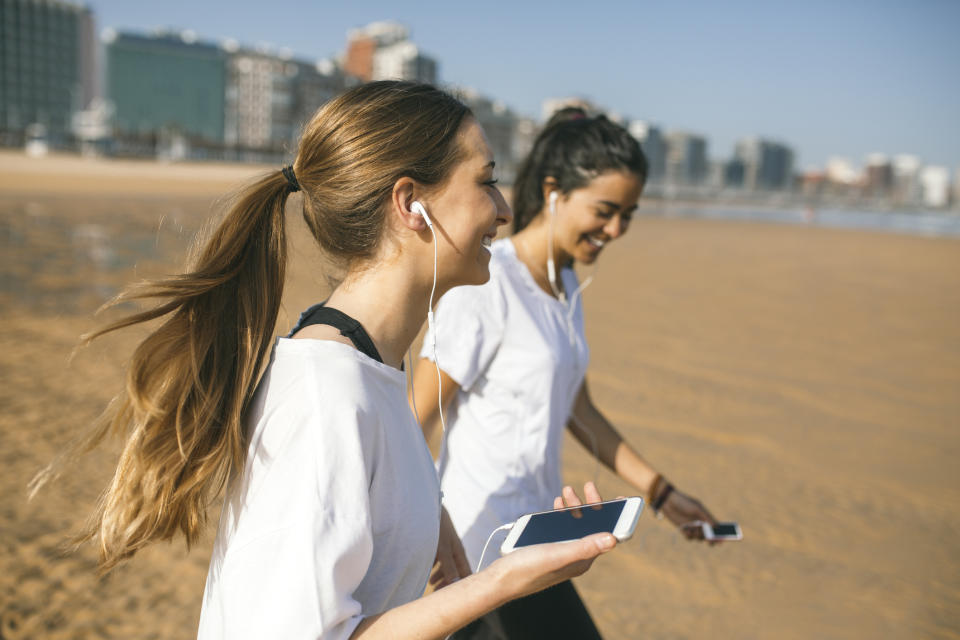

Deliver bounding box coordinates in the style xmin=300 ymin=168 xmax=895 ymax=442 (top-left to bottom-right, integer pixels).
xmin=702 ymin=521 xmax=742 ymax=541
xmin=500 ymin=497 xmax=643 ymax=554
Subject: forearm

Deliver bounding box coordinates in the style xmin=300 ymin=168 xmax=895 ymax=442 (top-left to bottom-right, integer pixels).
xmin=352 ymin=565 xmax=506 ymax=640
xmin=569 ymin=389 xmax=661 ymax=498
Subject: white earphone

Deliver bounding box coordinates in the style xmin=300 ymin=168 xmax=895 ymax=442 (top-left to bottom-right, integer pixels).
xmin=406 ymin=198 xmax=448 ymax=453
xmin=411 ymin=200 xmax=433 ymax=228
xmin=546 ymin=191 xmax=564 ymax=301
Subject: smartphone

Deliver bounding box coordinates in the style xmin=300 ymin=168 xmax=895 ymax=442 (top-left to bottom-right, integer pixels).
xmin=500 ymin=497 xmax=643 ymax=554
xmin=702 ymin=522 xmax=742 ymax=541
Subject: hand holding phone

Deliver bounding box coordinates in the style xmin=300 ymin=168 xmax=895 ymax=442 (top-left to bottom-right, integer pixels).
xmin=702 ymin=522 xmax=742 ymax=541
xmin=482 ymin=483 xmax=622 ymax=603
xmin=500 ymin=497 xmax=644 ymax=554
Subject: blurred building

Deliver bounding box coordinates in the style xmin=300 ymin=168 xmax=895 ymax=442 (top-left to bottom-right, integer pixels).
xmin=223 ymin=49 xmax=345 ymax=154
xmin=734 ymin=137 xmax=794 ymax=191
xmin=664 ymin=131 xmax=708 ymax=186
xmin=954 ymin=167 xmax=960 ymax=209
xmin=919 ymin=166 xmax=949 ymax=208
xmin=0 ymin=0 xmax=97 ymax=146
xmin=224 ymin=49 xmax=296 ymax=151
xmin=892 ymin=154 xmax=921 ymax=206
xmin=825 ymin=157 xmax=858 ymax=184
xmin=863 ymin=153 xmax=893 ymax=198
xmin=460 ymin=89 xmax=519 ymax=182
xmin=291 ymin=60 xmax=350 ymax=137
xmin=343 ymin=21 xmax=437 ymax=84
xmin=106 ymin=30 xmax=227 ymax=153
xmin=628 ymin=120 xmax=666 ymax=183
xmin=510 ymin=116 xmax=538 ymax=181
xmin=723 ymin=157 xmax=746 ymax=188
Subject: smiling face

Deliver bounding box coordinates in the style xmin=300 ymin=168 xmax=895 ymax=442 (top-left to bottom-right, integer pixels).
xmin=426 ymin=118 xmax=512 ymax=287
xmin=551 ymin=170 xmax=644 ymax=265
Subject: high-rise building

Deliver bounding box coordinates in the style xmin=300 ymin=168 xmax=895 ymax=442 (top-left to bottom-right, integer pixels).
xmin=920 ymin=166 xmax=949 ymax=208
xmin=511 ymin=116 xmax=537 ymax=179
xmin=825 ymin=157 xmax=857 ymax=185
xmin=892 ymin=154 xmax=921 ymax=206
xmin=460 ymin=89 xmax=518 ymax=181
xmin=224 ymin=49 xmax=295 ymax=150
xmin=0 ymin=0 xmax=97 ymax=145
xmin=343 ymin=22 xmax=436 ymax=84
xmin=628 ymin=120 xmax=666 ymax=183
xmin=224 ymin=48 xmax=346 ymax=155
xmin=664 ymin=131 xmax=708 ymax=186
xmin=953 ymin=167 xmax=960 ymax=210
xmin=734 ymin=137 xmax=794 ymax=191
xmin=106 ymin=30 xmax=227 ymax=146
xmin=291 ymin=60 xmax=349 ymax=139
xmin=863 ymin=153 xmax=893 ymax=197
xmin=372 ymin=41 xmax=437 ymax=84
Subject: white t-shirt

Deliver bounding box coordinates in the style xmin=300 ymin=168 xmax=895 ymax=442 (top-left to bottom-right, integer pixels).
xmin=199 ymin=339 xmax=440 ymax=640
xmin=421 ymin=239 xmax=590 ymax=569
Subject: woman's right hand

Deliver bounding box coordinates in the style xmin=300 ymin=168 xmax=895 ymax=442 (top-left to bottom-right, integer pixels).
xmin=485 ymin=482 xmax=617 ymax=602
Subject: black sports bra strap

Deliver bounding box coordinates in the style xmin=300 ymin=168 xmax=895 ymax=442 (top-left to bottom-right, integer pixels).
xmin=288 ymin=303 xmax=385 ymax=365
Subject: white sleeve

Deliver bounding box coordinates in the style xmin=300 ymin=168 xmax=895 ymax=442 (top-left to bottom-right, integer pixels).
xmin=421 ymin=280 xmax=505 ymax=392
xmin=204 ymin=400 xmax=376 ymax=640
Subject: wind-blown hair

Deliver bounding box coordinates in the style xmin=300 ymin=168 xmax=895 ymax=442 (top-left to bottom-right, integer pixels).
xmin=32 ymin=81 xmax=471 ymax=572
xmin=512 ymin=108 xmax=648 ymax=232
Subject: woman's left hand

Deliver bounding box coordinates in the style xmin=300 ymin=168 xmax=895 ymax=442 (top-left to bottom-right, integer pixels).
xmin=429 ymin=506 xmax=472 ymax=589
xmin=661 ymin=490 xmax=720 ymax=544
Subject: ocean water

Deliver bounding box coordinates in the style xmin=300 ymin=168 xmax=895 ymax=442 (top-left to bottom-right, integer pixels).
xmin=651 ymin=205 xmax=960 ymax=237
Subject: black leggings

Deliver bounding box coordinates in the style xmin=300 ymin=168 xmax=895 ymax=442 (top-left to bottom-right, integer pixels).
xmin=451 ymin=580 xmax=602 ymax=640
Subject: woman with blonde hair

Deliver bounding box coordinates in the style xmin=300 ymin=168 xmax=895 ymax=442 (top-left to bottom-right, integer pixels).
xmin=37 ymin=82 xmax=619 ymax=639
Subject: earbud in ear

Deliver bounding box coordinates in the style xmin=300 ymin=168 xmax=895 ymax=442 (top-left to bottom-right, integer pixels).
xmin=412 ymin=201 xmax=433 ymax=228
xmin=548 ymin=191 xmax=559 ymax=214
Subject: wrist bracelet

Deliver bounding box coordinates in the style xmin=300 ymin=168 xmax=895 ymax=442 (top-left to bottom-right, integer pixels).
xmin=651 ymin=482 xmax=674 ymax=516
xmin=647 ymin=473 xmax=663 ymax=503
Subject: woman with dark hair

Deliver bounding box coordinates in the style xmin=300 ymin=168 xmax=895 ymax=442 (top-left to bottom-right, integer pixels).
xmin=412 ymin=109 xmax=720 ymax=639
xmin=34 ymin=83 xmax=621 ymax=639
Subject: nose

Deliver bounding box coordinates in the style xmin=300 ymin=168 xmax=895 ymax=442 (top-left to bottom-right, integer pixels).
xmin=604 ymin=215 xmax=627 ymax=239
xmin=495 ymin=188 xmax=513 ymax=227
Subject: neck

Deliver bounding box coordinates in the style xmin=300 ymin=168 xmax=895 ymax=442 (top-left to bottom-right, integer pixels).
xmin=511 ymin=216 xmax=570 ymax=297
xmin=325 ymin=258 xmax=435 ymax=370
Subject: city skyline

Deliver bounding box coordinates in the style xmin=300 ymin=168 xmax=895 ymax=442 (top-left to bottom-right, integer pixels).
xmin=80 ymin=0 xmax=960 ymax=172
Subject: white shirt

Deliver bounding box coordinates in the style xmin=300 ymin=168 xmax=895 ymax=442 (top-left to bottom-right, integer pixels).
xmin=199 ymin=339 xmax=440 ymax=640
xmin=421 ymin=239 xmax=590 ymax=569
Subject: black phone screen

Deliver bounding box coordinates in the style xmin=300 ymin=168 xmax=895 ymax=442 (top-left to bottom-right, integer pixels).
xmin=514 ymin=500 xmax=627 ymax=547
xmin=709 ymin=523 xmax=739 ymax=537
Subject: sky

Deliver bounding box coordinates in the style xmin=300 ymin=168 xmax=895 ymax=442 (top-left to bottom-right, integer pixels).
xmin=85 ymin=0 xmax=960 ymax=171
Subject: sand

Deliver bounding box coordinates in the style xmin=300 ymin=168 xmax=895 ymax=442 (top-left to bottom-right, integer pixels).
xmin=1 ymin=151 xmax=958 ymax=639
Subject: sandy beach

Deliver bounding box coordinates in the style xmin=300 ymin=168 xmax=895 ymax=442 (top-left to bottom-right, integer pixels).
xmin=1 ymin=151 xmax=958 ymax=639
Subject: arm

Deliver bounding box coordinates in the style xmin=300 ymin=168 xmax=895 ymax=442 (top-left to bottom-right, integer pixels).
xmin=567 ymin=381 xmax=718 ymax=538
xmin=409 ymin=357 xmax=460 ymax=452
xmin=409 ymin=360 xmax=471 ymax=587
xmin=352 ymin=485 xmax=616 ymax=640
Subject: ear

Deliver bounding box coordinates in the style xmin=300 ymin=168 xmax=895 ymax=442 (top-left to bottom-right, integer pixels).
xmin=391 ymin=177 xmax=430 ymax=232
xmin=540 ymin=176 xmax=560 ymax=204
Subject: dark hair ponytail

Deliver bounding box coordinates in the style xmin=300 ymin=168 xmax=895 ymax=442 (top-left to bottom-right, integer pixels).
xmin=512 ymin=113 xmax=648 ymax=232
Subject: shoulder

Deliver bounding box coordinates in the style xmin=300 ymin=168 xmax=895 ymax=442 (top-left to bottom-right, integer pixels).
xmin=262 ymin=340 xmax=401 ymax=433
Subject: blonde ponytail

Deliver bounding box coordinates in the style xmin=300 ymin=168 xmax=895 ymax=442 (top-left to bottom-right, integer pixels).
xmin=36 ymin=170 xmax=291 ymax=571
